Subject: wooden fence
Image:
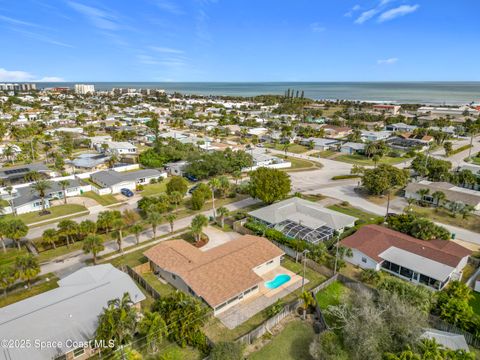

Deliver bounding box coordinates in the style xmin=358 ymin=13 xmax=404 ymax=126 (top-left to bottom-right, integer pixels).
xmin=429 ymin=316 xmax=480 ymax=348
xmin=121 ymin=264 xmax=162 ymax=300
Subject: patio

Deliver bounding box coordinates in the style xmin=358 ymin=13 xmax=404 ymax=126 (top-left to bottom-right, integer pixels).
xmin=216 ymin=266 xmax=306 ymax=329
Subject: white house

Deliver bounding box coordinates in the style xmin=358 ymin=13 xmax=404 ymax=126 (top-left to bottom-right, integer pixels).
xmin=96 ymin=141 xmax=137 ymax=156
xmin=361 ymin=130 xmax=392 ymax=142
xmin=90 ymin=169 xmax=166 ymax=194
xmin=341 ymin=225 xmax=471 ymax=290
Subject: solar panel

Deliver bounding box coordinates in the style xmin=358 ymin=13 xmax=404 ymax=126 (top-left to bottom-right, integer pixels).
xmin=4 ymin=168 xmax=29 ymax=175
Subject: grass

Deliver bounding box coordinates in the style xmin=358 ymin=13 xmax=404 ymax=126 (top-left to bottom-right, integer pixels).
xmin=152 ymin=342 xmax=202 ymax=360
xmin=81 ymin=191 xmax=120 ymax=206
xmin=36 ymin=241 xmax=84 ymax=263
xmin=331 ymin=174 xmax=360 ymax=180
xmin=265 ymin=143 xmax=309 ymax=154
xmin=248 ymin=320 xmax=315 ymax=360
xmin=3 ymin=204 xmax=88 ymax=225
xmin=315 ymin=281 xmax=350 ymax=309
xmin=410 ymin=205 xmax=480 ymax=233
xmin=0 ymin=275 xmax=59 ymax=308
xmin=141 ymin=271 xmax=177 ymax=297
xmin=470 ymin=292 xmax=480 ymax=316
xmin=278 ymin=156 xmax=318 ymax=171
xmin=334 ymin=154 xmax=406 ymax=166
xmin=0 ymin=248 xmax=29 ymax=267
xmin=449 ymin=144 xmax=473 ymax=156
xmin=140 ymin=181 xmax=168 ymax=197
xmin=327 ymin=204 xmax=379 ymax=223
xmin=311 ymin=150 xmax=336 ymax=158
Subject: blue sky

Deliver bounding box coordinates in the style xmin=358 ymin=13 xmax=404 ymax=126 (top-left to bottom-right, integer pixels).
xmin=0 ymin=0 xmax=478 ymax=82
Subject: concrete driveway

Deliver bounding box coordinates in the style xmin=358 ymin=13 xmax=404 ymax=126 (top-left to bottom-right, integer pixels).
xmin=201 ymin=226 xmax=241 ymax=251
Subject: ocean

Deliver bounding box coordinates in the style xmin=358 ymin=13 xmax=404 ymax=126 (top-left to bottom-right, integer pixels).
xmin=35 ymin=82 xmax=480 ymax=105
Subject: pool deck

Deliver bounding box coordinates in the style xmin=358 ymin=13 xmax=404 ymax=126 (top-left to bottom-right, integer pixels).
xmin=216 ymin=266 xmax=306 ymax=329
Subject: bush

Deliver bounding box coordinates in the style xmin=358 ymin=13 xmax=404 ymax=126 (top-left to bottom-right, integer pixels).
xmin=210 ymin=342 xmax=244 ymax=360
xmin=267 ymin=299 xmax=284 ymax=317
xmin=191 ymin=189 xmax=206 ymax=210
xmin=332 ymin=175 xmax=360 ymax=180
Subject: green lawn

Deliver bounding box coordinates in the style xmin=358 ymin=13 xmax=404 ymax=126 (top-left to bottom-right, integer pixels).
xmin=410 ymin=205 xmax=480 ymax=233
xmin=311 ymin=150 xmax=336 ymax=158
xmin=36 ymin=241 xmax=84 ymax=263
xmin=278 ymin=156 xmax=318 ymax=171
xmin=3 ymin=204 xmax=89 ymax=225
xmin=0 ymin=248 xmax=29 ymax=267
xmin=315 ymin=281 xmax=350 ymax=309
xmin=248 ymin=320 xmax=315 ymax=360
xmin=141 ymin=271 xmax=177 ymax=297
xmin=265 ymin=143 xmax=309 ymax=154
xmin=81 ymin=191 xmax=120 ymax=206
xmin=152 ymin=342 xmax=202 ymax=360
xmin=470 ymin=292 xmax=480 ymax=316
xmin=140 ymin=181 xmax=168 ymax=197
xmin=0 ymin=275 xmax=59 ymax=308
xmin=334 ymin=154 xmax=406 ymax=166
xmin=327 ymin=204 xmax=379 ymax=223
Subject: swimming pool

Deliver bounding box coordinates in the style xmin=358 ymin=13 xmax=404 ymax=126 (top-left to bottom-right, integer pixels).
xmin=265 ymin=274 xmax=291 ymax=289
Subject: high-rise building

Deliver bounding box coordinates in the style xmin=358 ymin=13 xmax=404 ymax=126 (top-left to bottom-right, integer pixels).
xmin=0 ymin=83 xmax=36 ymax=91
xmin=74 ymin=84 xmax=95 ymax=94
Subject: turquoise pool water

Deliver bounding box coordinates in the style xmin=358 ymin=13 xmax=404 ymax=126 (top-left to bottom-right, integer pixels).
xmin=265 ymin=274 xmax=291 ymax=289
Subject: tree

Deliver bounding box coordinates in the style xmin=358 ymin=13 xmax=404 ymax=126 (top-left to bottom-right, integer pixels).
xmin=165 ymin=213 xmax=177 ymax=233
xmin=415 ymin=188 xmax=430 ymax=205
xmin=248 ymin=167 xmax=291 ymax=204
xmin=208 ymin=177 xmax=221 ymax=217
xmin=95 ymin=292 xmax=137 ymax=349
xmin=83 ymin=235 xmax=104 ymax=264
xmin=122 ymin=209 xmax=140 ymax=227
xmin=112 ymin=217 xmax=125 ymax=253
xmin=42 ymin=228 xmax=58 ymax=250
xmin=138 ymin=311 xmax=167 ymax=354
xmin=79 ymin=219 xmax=97 ymax=238
xmin=0 ymin=218 xmax=7 ymax=253
xmin=0 ymin=266 xmax=17 ymax=297
xmin=210 ymin=342 xmax=244 ymax=360
xmin=97 ymin=210 xmax=120 ymax=235
xmin=191 ymin=214 xmax=208 ymax=242
xmin=361 ymin=164 xmax=409 ymax=195
xmin=146 ymin=209 xmax=162 ymax=239
xmin=58 ymin=179 xmax=70 ymax=204
xmin=168 ymin=191 xmax=183 ymax=212
xmin=4 ymin=219 xmax=28 ymax=250
xmin=131 ymin=224 xmax=143 ymax=245
xmin=431 ymin=191 xmax=446 ymax=207
xmin=31 ymin=180 xmax=52 ymax=214
xmin=310 ymin=331 xmax=349 ymax=360
xmin=191 ymin=188 xmax=207 ymax=210
xmin=57 ymin=219 xmax=78 ymax=247
xmin=166 ymin=176 xmax=189 ymax=196
xmin=216 ymin=206 xmax=229 ymax=228
xmin=15 ymin=254 xmax=40 ymax=288
xmin=437 ymin=281 xmax=475 ymax=330
xmin=443 ymin=141 xmax=453 ymax=156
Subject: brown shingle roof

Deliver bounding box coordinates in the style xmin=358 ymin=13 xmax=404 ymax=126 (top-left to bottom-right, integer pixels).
xmin=340 ymin=225 xmax=471 ymax=267
xmin=144 ymin=235 xmax=284 ymax=307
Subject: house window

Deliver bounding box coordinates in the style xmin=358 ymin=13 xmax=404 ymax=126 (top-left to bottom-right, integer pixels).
xmin=361 ymin=257 xmax=367 ymax=263
xmin=73 ymin=347 xmax=85 ymax=358
xmin=171 ymin=274 xmax=176 ymax=280
xmin=55 ymin=355 xmax=67 ymax=360
xmin=266 ymin=260 xmax=274 ymax=265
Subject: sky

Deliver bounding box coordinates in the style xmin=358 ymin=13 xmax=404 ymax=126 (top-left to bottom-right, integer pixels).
xmin=0 ymin=0 xmax=479 ymax=82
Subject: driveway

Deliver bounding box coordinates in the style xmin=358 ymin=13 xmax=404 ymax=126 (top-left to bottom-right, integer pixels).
xmin=201 ymin=226 xmax=241 ymax=251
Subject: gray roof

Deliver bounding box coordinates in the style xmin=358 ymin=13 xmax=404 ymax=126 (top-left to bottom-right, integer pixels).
xmin=91 ymin=169 xmax=163 ymax=187
xmin=341 ymin=142 xmax=365 ymax=150
xmin=71 ymin=153 xmax=111 ymax=168
xmin=0 ymin=264 xmax=145 ymax=360
xmin=0 ymin=162 xmax=50 ymax=181
xmin=405 ymin=180 xmax=480 ymax=207
xmin=12 ymin=178 xmax=88 ymax=207
xmin=301 ymin=137 xmax=339 ymax=146
xmin=249 ymin=197 xmax=357 ymax=231
xmin=421 ymin=329 xmax=469 ymax=351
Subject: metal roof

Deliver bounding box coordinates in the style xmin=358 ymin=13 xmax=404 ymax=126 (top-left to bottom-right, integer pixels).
xmin=90 ymin=169 xmax=162 ymax=187
xmin=0 ymin=264 xmax=145 ymax=360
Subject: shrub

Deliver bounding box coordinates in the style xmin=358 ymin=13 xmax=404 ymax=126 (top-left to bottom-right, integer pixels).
xmin=210 ymin=342 xmax=244 ymax=360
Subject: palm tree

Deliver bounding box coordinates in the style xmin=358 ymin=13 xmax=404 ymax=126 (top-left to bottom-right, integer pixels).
xmin=216 ymin=207 xmax=229 ymax=228
xmin=0 ymin=266 xmax=17 ymax=297
xmin=208 ymin=177 xmax=221 ymax=218
xmin=131 ymin=224 xmax=143 ymax=245
xmin=97 ymin=210 xmax=119 ymax=235
xmin=372 ymin=154 xmax=380 ymax=168
xmin=300 ymin=291 xmax=316 ymax=320
xmin=5 ymin=186 xmax=15 ymax=216
xmin=24 ymin=170 xmax=40 ymax=183
xmin=217 ymin=176 xmax=230 ymax=198
xmin=4 ymin=219 xmax=28 ymax=250
xmin=418 ymin=339 xmax=444 ymax=359
xmin=431 ymin=191 xmax=446 ymax=207
xmin=58 ymin=179 xmax=70 ymax=204
xmin=122 ymin=209 xmax=140 ymax=227
xmin=138 ymin=311 xmax=167 ymax=354
xmin=460 ymin=204 xmax=475 ymax=219
xmin=282 ymin=142 xmax=291 ymax=156
xmin=0 ymin=219 xmax=7 ymax=253
xmin=3 ymin=145 xmax=15 ymax=163
xmin=83 ymin=235 xmax=104 ymax=264
xmin=112 ymin=218 xmax=125 ymax=253
xmin=31 ymin=180 xmax=52 ymax=214
xmin=57 ymin=219 xmax=78 ymax=247
xmin=190 ymin=214 xmax=208 ymax=243
xmin=232 ymin=170 xmax=242 ymax=185
xmin=416 ymin=189 xmax=430 ymax=205
xmin=15 ymin=254 xmax=40 ymax=289
xmin=164 ymin=214 xmax=177 ymax=234
xmin=79 ymin=219 xmax=97 ymax=237
xmin=42 ymin=228 xmax=58 ymax=250
xmin=146 ymin=210 xmax=162 ymax=239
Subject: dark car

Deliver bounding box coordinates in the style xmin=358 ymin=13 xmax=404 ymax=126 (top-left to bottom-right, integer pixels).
xmin=188 ymin=184 xmax=200 ymax=194
xmin=184 ymin=174 xmax=199 ymax=182
xmin=120 ymin=188 xmax=134 ymax=197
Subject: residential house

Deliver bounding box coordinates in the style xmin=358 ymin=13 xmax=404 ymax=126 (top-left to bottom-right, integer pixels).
xmin=361 ymin=130 xmax=392 ymax=142
xmin=299 ymin=138 xmax=339 ymax=151
xmin=340 ymin=142 xmax=366 ymax=155
xmin=245 ymin=147 xmax=291 ymax=171
xmin=0 ymin=264 xmax=145 ymax=360
xmin=322 ymin=125 xmax=352 ymax=139
xmin=144 ymin=235 xmax=285 ymax=315
xmin=0 ymin=163 xmax=55 ymax=185
xmin=373 ymin=104 xmax=401 ymax=115
xmin=385 ymin=122 xmax=417 ymax=132
xmin=341 ymin=224 xmax=471 ymax=290
xmin=96 ymin=141 xmax=137 ymax=156
xmin=164 ymin=160 xmax=189 ymax=176
xmin=70 ymin=153 xmax=111 ymax=171
xmin=90 ymin=169 xmax=166 ymax=194
xmin=404 ymin=180 xmax=480 ymax=210
xmin=248 ymin=197 xmax=357 ymax=244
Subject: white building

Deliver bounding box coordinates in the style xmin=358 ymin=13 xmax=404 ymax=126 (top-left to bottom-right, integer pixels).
xmin=90 ymin=169 xmax=166 ymax=194
xmin=74 ymin=84 xmax=95 ymax=94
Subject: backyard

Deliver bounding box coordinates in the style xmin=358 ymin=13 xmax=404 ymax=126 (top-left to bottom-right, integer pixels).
xmin=410 ymin=205 xmax=480 ymax=233
xmin=248 ymin=319 xmax=315 ymax=360
xmin=139 ymin=181 xmax=168 ymax=197
xmin=315 ymin=280 xmax=350 ymax=310
xmin=327 ymin=203 xmax=380 ymax=224
xmin=265 ymin=143 xmax=309 ymax=154
xmin=0 ymin=274 xmax=59 ymax=308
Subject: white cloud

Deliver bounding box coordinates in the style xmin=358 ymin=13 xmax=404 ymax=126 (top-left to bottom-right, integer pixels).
xmin=344 ymin=4 xmax=361 ymax=17
xmin=0 ymin=15 xmax=39 ymax=27
xmin=0 ymin=68 xmax=64 ymax=82
xmin=378 ymin=4 xmax=419 ymax=22
xmin=153 ymin=0 xmax=184 ymax=15
xmin=310 ymin=22 xmax=326 ymax=33
xmin=150 ymin=46 xmax=184 ymax=54
xmin=355 ymin=9 xmax=379 ymax=24
xmin=377 ymin=57 xmax=399 ymax=65
xmin=68 ymin=1 xmax=119 ymax=30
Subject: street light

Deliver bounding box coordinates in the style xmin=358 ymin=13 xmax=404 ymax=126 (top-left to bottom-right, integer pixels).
xmin=301 ymin=249 xmax=310 ymax=293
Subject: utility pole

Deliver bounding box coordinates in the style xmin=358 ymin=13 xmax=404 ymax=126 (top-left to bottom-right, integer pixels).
xmin=333 ymin=236 xmax=340 ymax=275
xmin=301 ymin=249 xmax=310 ymax=293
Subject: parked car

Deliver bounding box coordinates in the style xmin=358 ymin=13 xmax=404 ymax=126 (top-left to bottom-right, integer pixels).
xmin=184 ymin=174 xmax=199 ymax=182
xmin=120 ymin=188 xmax=134 ymax=197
